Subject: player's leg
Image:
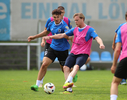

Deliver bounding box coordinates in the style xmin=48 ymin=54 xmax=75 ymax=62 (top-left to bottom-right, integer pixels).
xmin=63 ymin=54 xmax=88 ymax=92
xmin=37 ymin=57 xmax=52 ymax=80
xmin=39 ymin=42 xmax=50 ymax=87
xmin=57 ymin=50 xmax=76 ymax=89
xmin=59 ymin=60 xmax=78 ymax=84
xmin=56 ymin=50 xmax=78 ymax=84
xmin=66 ymin=54 xmax=88 ymax=83
xmin=72 ymin=73 xmax=78 ymax=83
xmin=31 ymin=57 xmax=52 ymax=91
xmin=59 ymin=64 xmax=64 ymax=72
xmin=61 ymin=53 xmax=76 ymax=93
xmin=86 ymin=49 xmax=92 ymax=65
xmin=56 ymin=49 xmax=68 ymax=72
xmin=62 ymin=66 xmax=74 ymax=94
xmin=83 ymin=49 xmax=92 ymax=69
xmin=110 ymin=76 xmax=122 ymax=100
xmin=85 ymin=56 xmax=90 ymax=64
xmin=110 ymin=57 xmax=127 ymax=100
xmin=31 ymin=47 xmax=56 ymax=91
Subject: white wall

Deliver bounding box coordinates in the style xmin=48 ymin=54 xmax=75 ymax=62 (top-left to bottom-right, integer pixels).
xmin=11 ymin=0 xmax=127 ymax=41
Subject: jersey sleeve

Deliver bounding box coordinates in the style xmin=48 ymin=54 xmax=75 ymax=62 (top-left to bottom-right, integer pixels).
xmin=115 ymin=29 xmax=122 ymax=43
xmin=46 ymin=22 xmax=52 ymax=32
xmin=68 ymin=19 xmax=72 ymax=29
xmin=85 ymin=27 xmax=98 ymax=41
xmin=115 ymin=23 xmax=125 ymax=33
xmin=63 ymin=22 xmax=70 ymax=33
xmin=45 ymin=18 xmax=51 ymax=28
xmin=64 ymin=26 xmax=69 ymax=33
xmin=115 ymin=25 xmax=121 ymax=33
xmin=65 ymin=28 xmax=75 ymax=36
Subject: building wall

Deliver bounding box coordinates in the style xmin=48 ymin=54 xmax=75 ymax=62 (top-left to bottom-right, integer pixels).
xmin=1 ymin=0 xmax=127 ymax=41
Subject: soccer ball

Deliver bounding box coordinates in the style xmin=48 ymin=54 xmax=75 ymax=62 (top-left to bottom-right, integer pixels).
xmin=44 ymin=82 xmax=55 ymax=94
xmin=80 ymin=64 xmax=87 ymax=71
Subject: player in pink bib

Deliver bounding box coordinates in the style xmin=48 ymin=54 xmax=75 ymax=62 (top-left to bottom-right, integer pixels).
xmin=110 ymin=23 xmax=127 ymax=100
xmin=42 ymin=13 xmax=105 ymax=93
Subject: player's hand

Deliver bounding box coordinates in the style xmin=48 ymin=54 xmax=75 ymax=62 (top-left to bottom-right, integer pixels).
xmin=41 ymin=36 xmax=50 ymax=47
xmin=99 ymin=44 xmax=105 ymax=49
xmin=112 ymin=44 xmax=115 ymax=51
xmin=28 ymin=36 xmax=35 ymax=42
xmin=111 ymin=65 xmax=116 ymax=74
xmin=41 ymin=42 xmax=45 ymax=47
xmin=41 ymin=40 xmax=45 ymax=47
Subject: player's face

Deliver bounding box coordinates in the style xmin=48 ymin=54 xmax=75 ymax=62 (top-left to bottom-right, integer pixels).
xmin=53 ymin=14 xmax=61 ymax=24
xmin=74 ymin=16 xmax=83 ymax=27
xmin=60 ymin=10 xmax=65 ymax=19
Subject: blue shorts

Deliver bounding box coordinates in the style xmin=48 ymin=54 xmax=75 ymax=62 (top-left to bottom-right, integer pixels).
xmin=64 ymin=53 xmax=89 ymax=69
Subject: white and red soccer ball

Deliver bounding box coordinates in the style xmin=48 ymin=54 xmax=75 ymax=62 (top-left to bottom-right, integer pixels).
xmin=44 ymin=82 xmax=55 ymax=94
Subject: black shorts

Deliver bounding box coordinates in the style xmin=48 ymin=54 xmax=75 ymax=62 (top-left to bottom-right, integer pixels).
xmin=115 ymin=57 xmax=127 ymax=79
xmin=45 ymin=47 xmax=68 ymax=66
xmin=64 ymin=53 xmax=89 ymax=69
xmin=44 ymin=42 xmax=50 ymax=56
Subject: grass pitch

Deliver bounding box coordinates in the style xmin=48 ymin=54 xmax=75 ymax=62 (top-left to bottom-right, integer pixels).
xmin=0 ymin=70 xmax=127 ymax=100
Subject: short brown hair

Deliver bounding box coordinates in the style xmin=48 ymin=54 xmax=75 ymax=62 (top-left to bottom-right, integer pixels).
xmin=57 ymin=6 xmax=65 ymax=10
xmin=52 ymin=9 xmax=61 ymax=15
xmin=73 ymin=13 xmax=85 ymax=21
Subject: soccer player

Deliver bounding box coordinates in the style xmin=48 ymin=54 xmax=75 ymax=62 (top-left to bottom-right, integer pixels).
xmin=42 ymin=13 xmax=105 ymax=93
xmin=112 ymin=12 xmax=127 ymax=85
xmin=28 ymin=9 xmax=71 ymax=91
xmin=43 ymin=6 xmax=72 ymax=58
xmin=39 ymin=6 xmax=73 ymax=87
xmin=110 ymin=23 xmax=127 ymax=100
xmin=41 ymin=6 xmax=72 ymax=72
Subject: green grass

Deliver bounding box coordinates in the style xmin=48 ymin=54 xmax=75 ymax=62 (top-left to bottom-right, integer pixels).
xmin=0 ymin=70 xmax=127 ymax=100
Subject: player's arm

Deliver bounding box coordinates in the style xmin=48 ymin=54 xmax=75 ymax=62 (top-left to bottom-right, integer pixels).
xmin=112 ymin=33 xmax=117 ymax=51
xmin=42 ymin=32 xmax=71 ymax=40
xmin=67 ymin=36 xmax=73 ymax=42
xmin=42 ymin=33 xmax=68 ymax=44
xmin=42 ymin=18 xmax=52 ymax=42
xmin=50 ymin=33 xmax=68 ymax=39
xmin=28 ymin=30 xmax=50 ymax=42
xmin=112 ymin=24 xmax=123 ymax=50
xmin=68 ymin=19 xmax=72 ymax=29
xmin=41 ymin=36 xmax=46 ymax=47
xmin=43 ymin=28 xmax=74 ymax=41
xmin=63 ymin=25 xmax=73 ymax=40
xmin=41 ymin=27 xmax=48 ymax=47
xmin=89 ymin=28 xmax=105 ymax=49
xmin=111 ymin=29 xmax=122 ymax=74
xmin=111 ymin=42 xmax=121 ymax=73
xmin=41 ymin=27 xmax=47 ymax=43
xmin=95 ymin=36 xmax=105 ymax=49
xmin=112 ymin=42 xmax=121 ymax=66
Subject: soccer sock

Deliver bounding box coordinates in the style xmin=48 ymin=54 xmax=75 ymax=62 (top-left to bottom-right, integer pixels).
xmin=40 ymin=77 xmax=44 ymax=84
xmin=67 ymin=87 xmax=72 ymax=92
xmin=110 ymin=94 xmax=118 ymax=100
xmin=36 ymin=80 xmax=41 ymax=87
xmin=65 ymin=75 xmax=73 ymax=83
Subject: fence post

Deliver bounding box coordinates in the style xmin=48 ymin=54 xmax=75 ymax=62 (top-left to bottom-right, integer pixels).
xmin=36 ymin=20 xmax=42 ymax=70
xmin=27 ymin=43 xmax=30 ymax=70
